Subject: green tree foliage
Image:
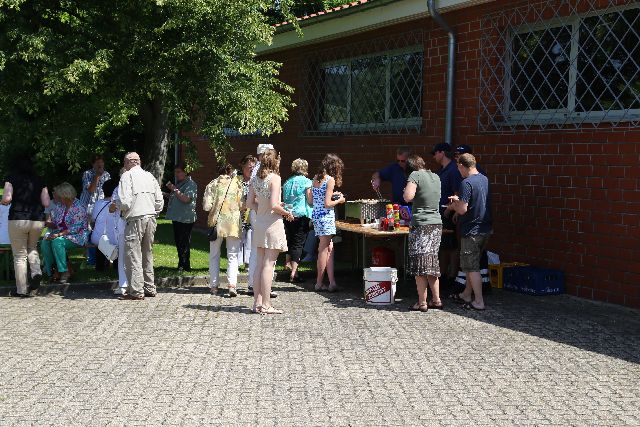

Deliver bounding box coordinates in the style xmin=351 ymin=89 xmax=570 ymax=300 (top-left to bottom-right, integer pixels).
xmin=0 ymin=0 xmax=294 ymax=183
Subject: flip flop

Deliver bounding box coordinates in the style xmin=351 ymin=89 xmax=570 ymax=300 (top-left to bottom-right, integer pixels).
xmin=408 ymin=303 xmax=429 ymax=312
xmin=427 ymin=302 xmax=444 ymax=310
xmin=462 ymin=302 xmax=486 ymax=311
xmin=450 ymin=293 xmax=470 ymax=304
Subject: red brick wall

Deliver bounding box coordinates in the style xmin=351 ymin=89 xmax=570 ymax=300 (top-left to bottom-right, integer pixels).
xmin=190 ymin=0 xmax=640 ymax=308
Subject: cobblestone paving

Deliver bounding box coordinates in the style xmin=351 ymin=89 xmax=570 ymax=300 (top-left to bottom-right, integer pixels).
xmin=1 ymin=280 xmax=639 ymax=426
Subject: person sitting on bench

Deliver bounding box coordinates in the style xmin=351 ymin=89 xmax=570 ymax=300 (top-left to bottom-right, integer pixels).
xmin=41 ymin=182 xmax=88 ymax=284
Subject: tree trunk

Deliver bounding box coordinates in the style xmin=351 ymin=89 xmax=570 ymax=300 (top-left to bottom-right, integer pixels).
xmin=140 ymin=97 xmax=169 ymax=184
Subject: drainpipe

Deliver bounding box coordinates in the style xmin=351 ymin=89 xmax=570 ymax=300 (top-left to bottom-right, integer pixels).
xmin=427 ymin=0 xmax=456 ymax=146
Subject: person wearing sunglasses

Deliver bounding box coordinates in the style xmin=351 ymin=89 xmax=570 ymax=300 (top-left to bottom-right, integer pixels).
xmin=370 ymin=146 xmax=411 ymax=204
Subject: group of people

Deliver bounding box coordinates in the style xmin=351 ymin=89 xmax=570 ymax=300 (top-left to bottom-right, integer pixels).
xmin=1 ymin=152 xmax=166 ymax=299
xmin=202 ymin=144 xmax=346 ymax=314
xmin=372 ymin=143 xmax=492 ymax=312
xmin=3 ymin=140 xmax=491 ymax=314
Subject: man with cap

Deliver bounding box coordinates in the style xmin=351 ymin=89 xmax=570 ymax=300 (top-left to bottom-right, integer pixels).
xmin=432 ymin=142 xmax=462 ymax=292
xmin=454 ymin=145 xmax=487 ymax=176
xmin=116 ymin=152 xmax=164 ymax=300
xmin=370 ymin=147 xmax=411 ymax=204
xmin=247 ymin=143 xmax=277 ymax=298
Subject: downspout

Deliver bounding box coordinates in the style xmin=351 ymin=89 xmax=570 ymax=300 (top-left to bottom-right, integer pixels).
xmin=427 ymin=0 xmax=456 ymax=146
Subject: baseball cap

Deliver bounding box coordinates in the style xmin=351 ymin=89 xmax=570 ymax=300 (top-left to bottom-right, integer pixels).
xmin=430 ymin=142 xmax=452 ymax=155
xmin=454 ymin=144 xmax=473 ymax=155
xmin=256 ymin=144 xmax=274 ymax=155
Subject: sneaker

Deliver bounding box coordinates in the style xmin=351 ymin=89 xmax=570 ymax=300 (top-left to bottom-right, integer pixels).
xmin=246 ymin=287 xmax=254 ymax=296
xmin=29 ymin=274 xmax=42 ymax=291
xmin=58 ymin=272 xmax=70 ymax=284
xmin=210 ymin=286 xmax=218 ymax=295
xmin=228 ymin=286 xmax=238 ymax=297
xmin=114 ymin=288 xmax=126 ymax=296
xmin=9 ymin=290 xmax=32 ymax=298
xmin=270 ymin=291 xmax=278 ymax=298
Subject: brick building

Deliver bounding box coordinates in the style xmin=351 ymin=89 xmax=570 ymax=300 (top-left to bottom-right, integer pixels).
xmin=190 ymin=0 xmax=640 ymax=307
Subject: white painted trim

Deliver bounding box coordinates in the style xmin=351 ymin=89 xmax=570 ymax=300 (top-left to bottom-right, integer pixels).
xmin=258 ymin=0 xmax=495 ymax=55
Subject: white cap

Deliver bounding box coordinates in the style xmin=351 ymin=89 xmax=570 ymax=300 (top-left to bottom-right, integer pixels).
xmin=256 ymin=144 xmax=274 ymax=155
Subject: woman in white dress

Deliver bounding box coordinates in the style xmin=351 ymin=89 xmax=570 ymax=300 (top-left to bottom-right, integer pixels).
xmin=246 ymin=149 xmax=293 ymax=314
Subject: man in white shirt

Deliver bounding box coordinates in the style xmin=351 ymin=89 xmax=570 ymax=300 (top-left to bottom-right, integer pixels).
xmin=116 ymin=152 xmax=164 ymax=300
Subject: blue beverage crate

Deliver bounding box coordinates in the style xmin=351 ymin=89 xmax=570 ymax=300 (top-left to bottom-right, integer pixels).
xmin=502 ymin=266 xmax=564 ymax=296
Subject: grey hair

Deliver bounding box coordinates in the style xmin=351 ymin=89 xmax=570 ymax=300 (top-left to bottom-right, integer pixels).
xmin=53 ymin=182 xmax=77 ymax=200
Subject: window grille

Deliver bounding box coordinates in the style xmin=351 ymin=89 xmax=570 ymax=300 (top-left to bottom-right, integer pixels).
xmin=479 ymin=0 xmax=640 ymax=132
xmin=297 ymin=30 xmax=425 ymax=136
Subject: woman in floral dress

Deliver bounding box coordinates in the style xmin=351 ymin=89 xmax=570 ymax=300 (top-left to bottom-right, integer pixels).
xmin=41 ymin=182 xmax=89 ymax=284
xmin=308 ymin=153 xmax=345 ymax=292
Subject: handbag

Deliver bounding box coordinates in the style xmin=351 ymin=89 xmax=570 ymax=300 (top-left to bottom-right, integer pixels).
xmin=208 ymin=177 xmax=234 ymax=242
xmin=98 ymin=234 xmax=118 ymax=261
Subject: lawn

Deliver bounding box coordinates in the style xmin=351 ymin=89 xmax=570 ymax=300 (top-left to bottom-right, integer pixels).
xmin=1 ymin=216 xmax=350 ymax=285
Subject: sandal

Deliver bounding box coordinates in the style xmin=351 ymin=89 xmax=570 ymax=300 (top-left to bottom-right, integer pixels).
xmin=450 ymin=293 xmax=470 ymax=304
xmin=210 ymin=286 xmax=219 ymax=295
xmin=260 ymin=306 xmax=283 ymax=315
xmin=427 ymin=301 xmax=444 ymax=310
xmin=408 ymin=303 xmax=429 ymax=312
xmin=251 ymin=304 xmax=262 ymax=314
xmin=462 ymin=302 xmax=486 ymax=311
xmin=314 ymin=284 xmax=329 ymax=292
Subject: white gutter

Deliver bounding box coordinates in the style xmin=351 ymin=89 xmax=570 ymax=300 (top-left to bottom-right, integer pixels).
xmin=258 ymin=0 xmax=495 ymax=55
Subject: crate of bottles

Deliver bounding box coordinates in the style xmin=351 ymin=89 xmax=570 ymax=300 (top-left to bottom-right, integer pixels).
xmin=502 ymin=266 xmax=564 ymax=296
xmin=488 ymin=262 xmax=529 ymax=289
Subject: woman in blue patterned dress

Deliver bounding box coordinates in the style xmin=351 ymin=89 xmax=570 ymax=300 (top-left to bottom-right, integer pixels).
xmin=308 ymin=153 xmax=345 ymax=292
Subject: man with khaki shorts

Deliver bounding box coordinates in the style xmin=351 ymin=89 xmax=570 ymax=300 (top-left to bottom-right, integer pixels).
xmin=116 ymin=152 xmax=164 ymax=300
xmin=447 ymin=153 xmax=492 ymax=310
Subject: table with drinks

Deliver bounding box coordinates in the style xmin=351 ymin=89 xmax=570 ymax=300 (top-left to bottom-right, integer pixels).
xmin=336 ymin=201 xmax=411 ymax=281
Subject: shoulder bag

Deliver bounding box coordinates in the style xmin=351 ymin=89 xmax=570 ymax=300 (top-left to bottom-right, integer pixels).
xmin=208 ymin=177 xmax=234 ymax=242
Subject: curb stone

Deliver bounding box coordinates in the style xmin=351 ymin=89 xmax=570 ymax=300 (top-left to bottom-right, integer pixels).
xmin=0 ymin=273 xmax=251 ymax=297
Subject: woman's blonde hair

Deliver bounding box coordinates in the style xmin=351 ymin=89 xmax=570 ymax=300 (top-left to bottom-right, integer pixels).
xmin=54 ymin=182 xmax=77 ymax=200
xmin=258 ymin=149 xmax=280 ymax=179
xmin=291 ymin=158 xmax=308 ymax=176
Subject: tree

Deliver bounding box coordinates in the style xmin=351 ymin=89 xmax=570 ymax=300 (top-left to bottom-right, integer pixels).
xmin=0 ymin=0 xmax=295 ymax=182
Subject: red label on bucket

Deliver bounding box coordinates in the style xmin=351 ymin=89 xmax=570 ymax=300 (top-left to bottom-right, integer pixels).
xmin=365 ymin=281 xmax=392 ymax=301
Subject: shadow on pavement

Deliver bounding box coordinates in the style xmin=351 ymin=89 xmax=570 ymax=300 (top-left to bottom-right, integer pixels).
xmin=183 ymin=304 xmax=254 ymax=315
xmin=327 ymin=274 xmax=640 ymax=365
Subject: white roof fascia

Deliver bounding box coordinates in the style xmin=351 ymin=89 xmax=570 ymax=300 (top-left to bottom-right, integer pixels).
xmin=258 ymin=0 xmax=494 ymax=55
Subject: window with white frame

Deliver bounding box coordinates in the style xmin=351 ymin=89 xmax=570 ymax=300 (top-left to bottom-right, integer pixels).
xmin=317 ymin=48 xmax=423 ymax=132
xmin=479 ymin=1 xmax=640 ymax=132
xmin=507 ymin=5 xmax=640 ymax=122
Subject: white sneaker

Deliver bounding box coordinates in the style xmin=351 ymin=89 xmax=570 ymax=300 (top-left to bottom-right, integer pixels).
xmin=114 ymin=288 xmax=126 ymax=295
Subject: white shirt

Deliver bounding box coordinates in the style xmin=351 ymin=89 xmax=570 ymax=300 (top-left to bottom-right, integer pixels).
xmin=117 ymin=165 xmax=164 ymax=220
xmin=90 ymin=199 xmax=118 ymax=245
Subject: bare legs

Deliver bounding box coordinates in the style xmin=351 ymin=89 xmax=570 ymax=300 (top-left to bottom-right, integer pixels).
xmin=253 ymin=247 xmax=281 ymax=313
xmin=459 ymin=271 xmax=484 ymax=309
xmin=413 ymin=275 xmax=441 ymax=309
xmin=315 ymin=236 xmax=335 ymax=290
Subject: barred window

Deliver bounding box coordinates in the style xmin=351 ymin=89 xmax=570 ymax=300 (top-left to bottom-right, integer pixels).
xmin=480 ymin=1 xmax=640 ymax=132
xmin=317 ymin=48 xmax=423 ymax=132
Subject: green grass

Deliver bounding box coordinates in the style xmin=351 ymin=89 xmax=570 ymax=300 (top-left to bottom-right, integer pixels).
xmin=1 ymin=217 xmax=353 ymax=285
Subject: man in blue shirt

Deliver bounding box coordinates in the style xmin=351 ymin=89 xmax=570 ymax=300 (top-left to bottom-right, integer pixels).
xmin=370 ymin=147 xmax=411 ymax=204
xmin=448 ymin=153 xmax=492 ymax=311
xmin=432 ymin=142 xmax=462 ymax=290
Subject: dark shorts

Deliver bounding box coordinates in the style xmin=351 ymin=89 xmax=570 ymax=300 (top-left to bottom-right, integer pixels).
xmin=460 ymin=234 xmax=490 ymax=272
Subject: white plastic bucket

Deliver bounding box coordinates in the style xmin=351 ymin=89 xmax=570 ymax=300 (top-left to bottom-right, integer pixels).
xmin=364 ymin=267 xmax=398 ymax=305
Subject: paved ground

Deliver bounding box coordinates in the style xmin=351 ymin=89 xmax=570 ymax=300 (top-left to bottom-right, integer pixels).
xmin=1 ymin=277 xmax=639 ymax=426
